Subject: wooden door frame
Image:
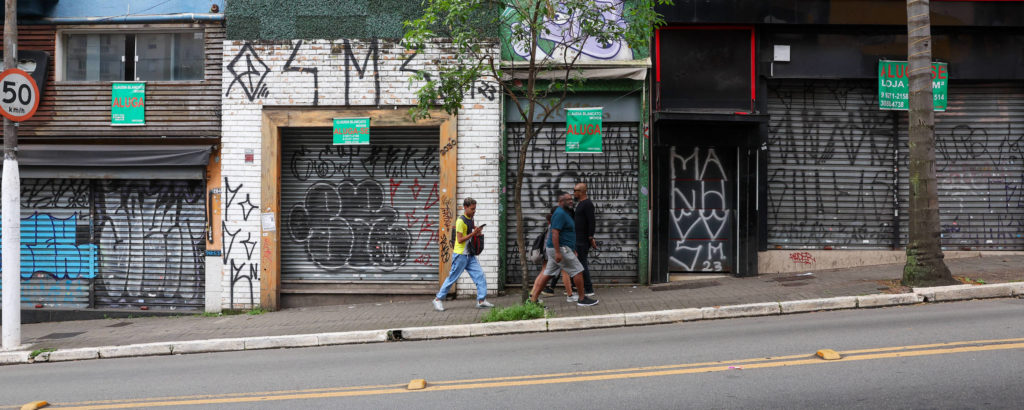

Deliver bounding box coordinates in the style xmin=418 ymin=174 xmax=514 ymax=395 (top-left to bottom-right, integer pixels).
xmin=260 ymin=106 xmax=457 ymax=311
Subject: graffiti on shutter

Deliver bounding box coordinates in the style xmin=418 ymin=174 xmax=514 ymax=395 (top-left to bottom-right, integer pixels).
xmin=0 ymin=179 xmax=94 ymax=308
xmin=281 ymin=127 xmax=441 ymax=281
xmin=94 ymin=180 xmax=207 ymax=310
xmin=898 ymin=83 xmax=1024 ymax=250
xmin=505 ymin=124 xmax=639 ymax=284
xmin=767 ymin=80 xmax=898 ymax=249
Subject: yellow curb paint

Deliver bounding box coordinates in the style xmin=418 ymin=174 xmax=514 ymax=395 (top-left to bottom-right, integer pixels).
xmin=46 ymin=339 xmax=1024 ymax=409
xmin=816 ymin=349 xmax=841 ymax=360
xmin=20 ymin=401 xmax=48 ymax=410
xmin=407 ymin=379 xmax=426 ymax=390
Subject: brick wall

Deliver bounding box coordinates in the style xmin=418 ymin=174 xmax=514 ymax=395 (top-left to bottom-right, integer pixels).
xmin=221 ymin=39 xmax=501 ymax=308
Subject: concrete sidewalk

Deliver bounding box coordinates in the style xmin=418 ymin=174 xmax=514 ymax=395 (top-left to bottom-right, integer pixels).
xmin=2 ymin=254 xmax=1022 ymax=365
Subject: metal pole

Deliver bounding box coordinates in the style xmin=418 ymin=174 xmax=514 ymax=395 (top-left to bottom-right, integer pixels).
xmin=2 ymin=0 xmax=22 ymax=350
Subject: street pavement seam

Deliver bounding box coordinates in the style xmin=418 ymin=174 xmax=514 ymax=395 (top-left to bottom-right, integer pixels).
xmin=2 ymin=282 xmax=1022 ymax=366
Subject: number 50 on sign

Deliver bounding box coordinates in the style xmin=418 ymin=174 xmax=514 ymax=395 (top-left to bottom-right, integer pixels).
xmin=0 ymin=68 xmax=41 ymax=122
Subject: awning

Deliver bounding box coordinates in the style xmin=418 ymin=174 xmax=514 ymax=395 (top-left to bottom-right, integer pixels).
xmin=18 ymin=144 xmax=212 ymax=167
xmin=16 ymin=144 xmax=213 ymax=180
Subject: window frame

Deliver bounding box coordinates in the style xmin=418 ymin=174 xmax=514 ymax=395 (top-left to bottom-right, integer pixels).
xmin=56 ymin=26 xmax=207 ymax=83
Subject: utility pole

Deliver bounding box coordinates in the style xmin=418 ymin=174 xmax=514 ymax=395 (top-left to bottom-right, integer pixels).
xmin=2 ymin=0 xmax=21 ymax=350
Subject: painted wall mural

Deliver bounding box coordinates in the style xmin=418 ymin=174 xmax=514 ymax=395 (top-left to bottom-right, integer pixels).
xmin=500 ymin=0 xmax=637 ymax=61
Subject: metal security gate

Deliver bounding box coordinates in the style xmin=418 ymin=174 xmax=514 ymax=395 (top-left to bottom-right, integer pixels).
xmin=766 ymin=80 xmax=899 ymax=249
xmin=505 ymin=123 xmax=640 ymax=284
xmin=668 ymin=146 xmax=736 ymax=273
xmin=93 ymin=180 xmax=207 ymax=310
xmin=281 ymin=127 xmax=440 ymax=283
xmin=897 ymin=83 xmax=1024 ymax=250
xmin=1 ymin=178 xmax=206 ymax=310
xmin=0 ymin=179 xmax=95 ymax=308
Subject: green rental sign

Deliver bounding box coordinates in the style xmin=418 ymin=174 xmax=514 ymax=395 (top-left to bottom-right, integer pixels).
xmin=333 ymin=117 xmax=370 ymax=145
xmin=111 ymin=82 xmax=145 ymax=125
xmin=566 ymin=107 xmax=603 ymax=154
xmin=878 ymin=60 xmax=948 ymax=111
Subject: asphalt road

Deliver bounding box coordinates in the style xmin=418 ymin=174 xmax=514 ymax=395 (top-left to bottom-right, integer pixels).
xmin=2 ymin=298 xmax=1023 ymax=409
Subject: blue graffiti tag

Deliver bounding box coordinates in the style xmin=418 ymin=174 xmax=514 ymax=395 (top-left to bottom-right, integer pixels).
xmin=0 ymin=212 xmax=98 ymax=285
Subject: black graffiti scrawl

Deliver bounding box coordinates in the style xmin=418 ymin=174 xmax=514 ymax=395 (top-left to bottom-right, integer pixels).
xmin=288 ymin=179 xmax=412 ymax=271
xmin=226 ymin=42 xmax=271 ymax=101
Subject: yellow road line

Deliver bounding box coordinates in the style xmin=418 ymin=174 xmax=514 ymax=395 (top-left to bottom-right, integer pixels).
xmin=42 ymin=338 xmax=1024 ymax=409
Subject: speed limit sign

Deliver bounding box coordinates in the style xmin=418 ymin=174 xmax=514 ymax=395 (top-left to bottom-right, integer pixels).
xmin=0 ymin=68 xmax=40 ymax=122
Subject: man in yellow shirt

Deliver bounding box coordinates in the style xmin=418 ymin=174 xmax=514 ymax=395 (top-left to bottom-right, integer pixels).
xmin=433 ymin=197 xmax=494 ymax=311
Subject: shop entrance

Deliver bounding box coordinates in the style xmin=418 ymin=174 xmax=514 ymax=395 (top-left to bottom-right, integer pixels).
xmin=667 ymin=146 xmax=736 ymax=273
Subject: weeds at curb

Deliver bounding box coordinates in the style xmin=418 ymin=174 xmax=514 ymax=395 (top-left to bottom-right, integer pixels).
xmin=29 ymin=348 xmax=56 ymax=359
xmin=481 ymin=302 xmax=548 ymax=322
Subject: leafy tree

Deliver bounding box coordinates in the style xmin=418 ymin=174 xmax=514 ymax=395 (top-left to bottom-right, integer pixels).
xmin=902 ymin=0 xmax=955 ymax=286
xmin=404 ymin=0 xmax=670 ymax=299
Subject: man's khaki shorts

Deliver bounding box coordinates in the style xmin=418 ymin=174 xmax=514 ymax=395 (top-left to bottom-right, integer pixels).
xmin=541 ymin=246 xmax=584 ymax=277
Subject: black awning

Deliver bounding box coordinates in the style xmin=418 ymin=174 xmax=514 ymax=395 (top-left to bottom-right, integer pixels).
xmin=18 ymin=144 xmax=212 ymax=167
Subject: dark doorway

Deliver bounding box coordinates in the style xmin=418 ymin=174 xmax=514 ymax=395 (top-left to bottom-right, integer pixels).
xmin=667 ymin=146 xmax=737 ymax=273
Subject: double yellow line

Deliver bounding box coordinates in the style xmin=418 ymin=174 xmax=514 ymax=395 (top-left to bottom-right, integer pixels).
xmin=28 ymin=337 xmax=1024 ymax=409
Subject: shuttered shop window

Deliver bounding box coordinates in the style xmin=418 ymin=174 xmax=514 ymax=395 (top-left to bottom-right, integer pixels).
xmin=505 ymin=123 xmax=640 ymax=284
xmin=1 ymin=179 xmax=206 ymax=310
xmin=767 ymin=80 xmax=899 ymax=249
xmin=898 ymin=83 xmax=1024 ymax=250
xmin=93 ymin=180 xmax=207 ymax=310
xmin=281 ymin=127 xmax=441 ymax=282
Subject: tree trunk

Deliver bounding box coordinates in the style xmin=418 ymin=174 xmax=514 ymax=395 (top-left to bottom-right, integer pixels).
xmin=902 ymin=0 xmax=955 ymax=286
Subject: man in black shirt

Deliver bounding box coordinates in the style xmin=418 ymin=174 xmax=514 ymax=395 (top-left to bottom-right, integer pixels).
xmin=573 ymin=182 xmax=597 ymax=296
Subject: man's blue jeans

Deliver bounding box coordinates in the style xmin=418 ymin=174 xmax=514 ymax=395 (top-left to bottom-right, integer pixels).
xmin=436 ymin=253 xmax=488 ymax=301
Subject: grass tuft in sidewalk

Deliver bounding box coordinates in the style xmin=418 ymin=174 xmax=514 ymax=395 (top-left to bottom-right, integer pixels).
xmin=481 ymin=301 xmax=548 ymax=322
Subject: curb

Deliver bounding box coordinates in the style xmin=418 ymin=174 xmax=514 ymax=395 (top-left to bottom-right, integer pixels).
xmin=3 ymin=283 xmax=1020 ymax=366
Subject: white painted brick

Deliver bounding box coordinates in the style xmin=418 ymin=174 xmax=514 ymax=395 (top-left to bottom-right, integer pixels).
xmin=0 ymin=351 xmax=31 ymax=365
xmin=99 ymin=342 xmax=173 ymax=358
xmin=857 ymin=293 xmax=923 ymax=308
xmin=399 ymin=325 xmax=474 ymax=340
xmin=243 ymin=335 xmax=319 ymax=350
xmin=779 ymin=297 xmax=858 ymax=314
xmin=171 ymin=338 xmax=246 ymax=354
xmin=547 ymin=314 xmax=626 ymax=331
xmin=701 ymin=302 xmax=781 ymax=319
xmin=916 ymin=283 xmax=1015 ymax=302
xmin=47 ymin=348 xmax=100 ymax=362
xmin=624 ymin=308 xmax=702 ymax=326
xmin=467 ymin=319 xmax=548 ymax=336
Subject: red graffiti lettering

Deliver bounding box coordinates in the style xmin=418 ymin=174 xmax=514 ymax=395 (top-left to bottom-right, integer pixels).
xmin=423 ymin=182 xmax=440 ymax=210
xmin=789 ymin=252 xmax=816 ymax=264
xmin=409 ymin=178 xmax=423 ymax=200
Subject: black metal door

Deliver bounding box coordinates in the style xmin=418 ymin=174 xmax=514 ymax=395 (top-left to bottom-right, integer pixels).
xmin=667 ymin=146 xmax=736 ymax=273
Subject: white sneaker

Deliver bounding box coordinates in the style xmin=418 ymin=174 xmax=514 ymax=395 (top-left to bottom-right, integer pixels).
xmin=566 ymin=294 xmax=578 ymax=303
xmin=476 ymin=300 xmax=494 ymax=308
xmin=432 ymin=299 xmax=445 ymax=312
xmin=585 ymin=292 xmax=595 ymax=297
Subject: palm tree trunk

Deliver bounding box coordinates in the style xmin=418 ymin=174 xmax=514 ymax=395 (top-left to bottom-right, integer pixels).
xmin=902 ymin=0 xmax=956 ymax=286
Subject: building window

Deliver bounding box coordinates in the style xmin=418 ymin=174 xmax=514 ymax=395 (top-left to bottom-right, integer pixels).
xmin=62 ymin=32 xmax=204 ymax=81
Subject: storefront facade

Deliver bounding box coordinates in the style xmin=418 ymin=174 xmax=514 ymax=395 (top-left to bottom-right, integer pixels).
xmin=651 ymin=1 xmax=1024 ymax=281
xmin=0 ymin=1 xmax=224 ymax=312
xmin=223 ymin=4 xmax=501 ymax=309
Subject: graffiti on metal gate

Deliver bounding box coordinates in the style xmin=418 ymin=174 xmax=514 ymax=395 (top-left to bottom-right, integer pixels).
xmin=93 ymin=180 xmax=207 ymax=309
xmin=504 ymin=125 xmax=639 ymax=283
xmin=286 ymin=144 xmax=440 ymax=273
xmin=669 ymin=147 xmax=731 ymax=272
